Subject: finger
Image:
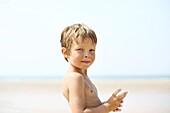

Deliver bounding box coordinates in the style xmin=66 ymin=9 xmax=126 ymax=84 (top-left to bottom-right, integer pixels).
xmin=119 ymin=104 xmax=122 ymax=107
xmin=113 ymin=108 xmax=118 ymax=112
xmin=113 ymin=108 xmax=121 ymax=112
xmin=113 ymin=89 xmax=122 ymax=96
xmin=119 ymin=92 xmax=128 ymax=100
xmin=116 ymin=109 xmax=121 ymax=112
xmin=118 ymin=91 xmax=128 ymax=100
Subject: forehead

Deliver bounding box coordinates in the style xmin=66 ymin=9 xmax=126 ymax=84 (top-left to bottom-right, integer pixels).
xmin=73 ymin=36 xmax=96 ymax=46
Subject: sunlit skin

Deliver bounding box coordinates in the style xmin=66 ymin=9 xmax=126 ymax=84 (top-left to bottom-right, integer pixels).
xmin=62 ymin=37 xmax=128 ymax=113
xmin=67 ymin=38 xmax=96 ymax=73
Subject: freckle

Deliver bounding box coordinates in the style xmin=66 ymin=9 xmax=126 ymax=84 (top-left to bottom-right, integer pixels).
xmin=91 ymin=90 xmax=93 ymax=93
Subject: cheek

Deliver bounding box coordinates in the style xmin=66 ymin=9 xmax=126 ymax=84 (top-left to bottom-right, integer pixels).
xmin=90 ymin=52 xmax=95 ymax=57
xmin=90 ymin=53 xmax=95 ymax=60
xmin=71 ymin=52 xmax=83 ymax=59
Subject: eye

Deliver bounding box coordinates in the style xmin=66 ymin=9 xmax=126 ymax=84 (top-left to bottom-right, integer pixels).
xmin=77 ymin=48 xmax=83 ymax=51
xmin=89 ymin=49 xmax=95 ymax=52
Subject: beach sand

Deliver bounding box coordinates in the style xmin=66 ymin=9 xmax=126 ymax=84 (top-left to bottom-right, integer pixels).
xmin=0 ymin=79 xmax=170 ymax=113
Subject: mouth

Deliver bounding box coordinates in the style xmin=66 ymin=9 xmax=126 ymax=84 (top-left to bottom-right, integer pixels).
xmin=81 ymin=61 xmax=91 ymax=64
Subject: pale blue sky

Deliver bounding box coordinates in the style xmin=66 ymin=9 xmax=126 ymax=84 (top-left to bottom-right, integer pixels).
xmin=0 ymin=0 xmax=170 ymax=78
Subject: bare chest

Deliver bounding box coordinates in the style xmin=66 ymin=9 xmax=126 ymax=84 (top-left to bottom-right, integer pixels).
xmin=84 ymin=77 xmax=102 ymax=107
xmin=84 ymin=77 xmax=98 ymax=97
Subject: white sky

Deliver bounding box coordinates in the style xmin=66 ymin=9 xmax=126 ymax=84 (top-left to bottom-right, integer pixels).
xmin=0 ymin=0 xmax=170 ymax=78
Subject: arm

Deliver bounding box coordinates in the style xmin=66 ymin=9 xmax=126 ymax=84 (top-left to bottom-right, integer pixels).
xmin=68 ymin=74 xmax=128 ymax=113
xmin=83 ymin=90 xmax=127 ymax=113
xmin=68 ymin=74 xmax=110 ymax=113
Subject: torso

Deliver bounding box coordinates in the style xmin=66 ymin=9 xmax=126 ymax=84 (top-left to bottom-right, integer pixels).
xmin=62 ymin=74 xmax=102 ymax=108
xmin=84 ymin=76 xmax=102 ymax=107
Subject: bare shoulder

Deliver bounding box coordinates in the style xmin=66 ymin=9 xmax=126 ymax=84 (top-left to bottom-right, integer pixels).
xmin=70 ymin=72 xmax=84 ymax=80
xmin=63 ymin=72 xmax=83 ymax=82
xmin=62 ymin=72 xmax=85 ymax=100
xmin=67 ymin=72 xmax=85 ymax=86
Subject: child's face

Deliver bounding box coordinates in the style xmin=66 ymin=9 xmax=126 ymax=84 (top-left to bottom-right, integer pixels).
xmin=67 ymin=37 xmax=96 ymax=71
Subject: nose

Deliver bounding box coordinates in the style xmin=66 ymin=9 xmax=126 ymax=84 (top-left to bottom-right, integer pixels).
xmin=84 ymin=51 xmax=89 ymax=58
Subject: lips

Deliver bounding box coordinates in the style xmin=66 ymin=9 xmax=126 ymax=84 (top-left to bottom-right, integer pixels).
xmin=81 ymin=61 xmax=91 ymax=63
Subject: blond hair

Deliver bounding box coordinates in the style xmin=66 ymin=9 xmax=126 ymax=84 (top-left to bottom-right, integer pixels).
xmin=60 ymin=23 xmax=97 ymax=61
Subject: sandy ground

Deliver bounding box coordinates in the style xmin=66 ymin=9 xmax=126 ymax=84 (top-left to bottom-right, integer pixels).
xmin=0 ymin=79 xmax=170 ymax=113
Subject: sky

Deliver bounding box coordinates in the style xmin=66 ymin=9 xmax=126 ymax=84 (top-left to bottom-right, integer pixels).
xmin=0 ymin=0 xmax=170 ymax=79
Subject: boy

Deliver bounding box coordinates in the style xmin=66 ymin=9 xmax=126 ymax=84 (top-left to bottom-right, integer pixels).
xmin=60 ymin=23 xmax=128 ymax=113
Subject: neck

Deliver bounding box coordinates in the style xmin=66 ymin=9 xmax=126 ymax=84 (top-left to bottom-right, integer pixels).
xmin=68 ymin=64 xmax=88 ymax=76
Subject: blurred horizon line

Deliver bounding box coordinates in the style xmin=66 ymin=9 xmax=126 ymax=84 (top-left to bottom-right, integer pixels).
xmin=0 ymin=75 xmax=170 ymax=81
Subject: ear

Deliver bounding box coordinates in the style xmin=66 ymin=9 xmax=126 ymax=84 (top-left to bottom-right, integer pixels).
xmin=61 ymin=47 xmax=68 ymax=59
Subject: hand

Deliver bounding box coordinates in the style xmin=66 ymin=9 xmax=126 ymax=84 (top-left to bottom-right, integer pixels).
xmin=106 ymin=89 xmax=128 ymax=112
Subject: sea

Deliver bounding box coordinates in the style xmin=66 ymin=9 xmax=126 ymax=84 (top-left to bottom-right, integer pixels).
xmin=0 ymin=75 xmax=170 ymax=81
